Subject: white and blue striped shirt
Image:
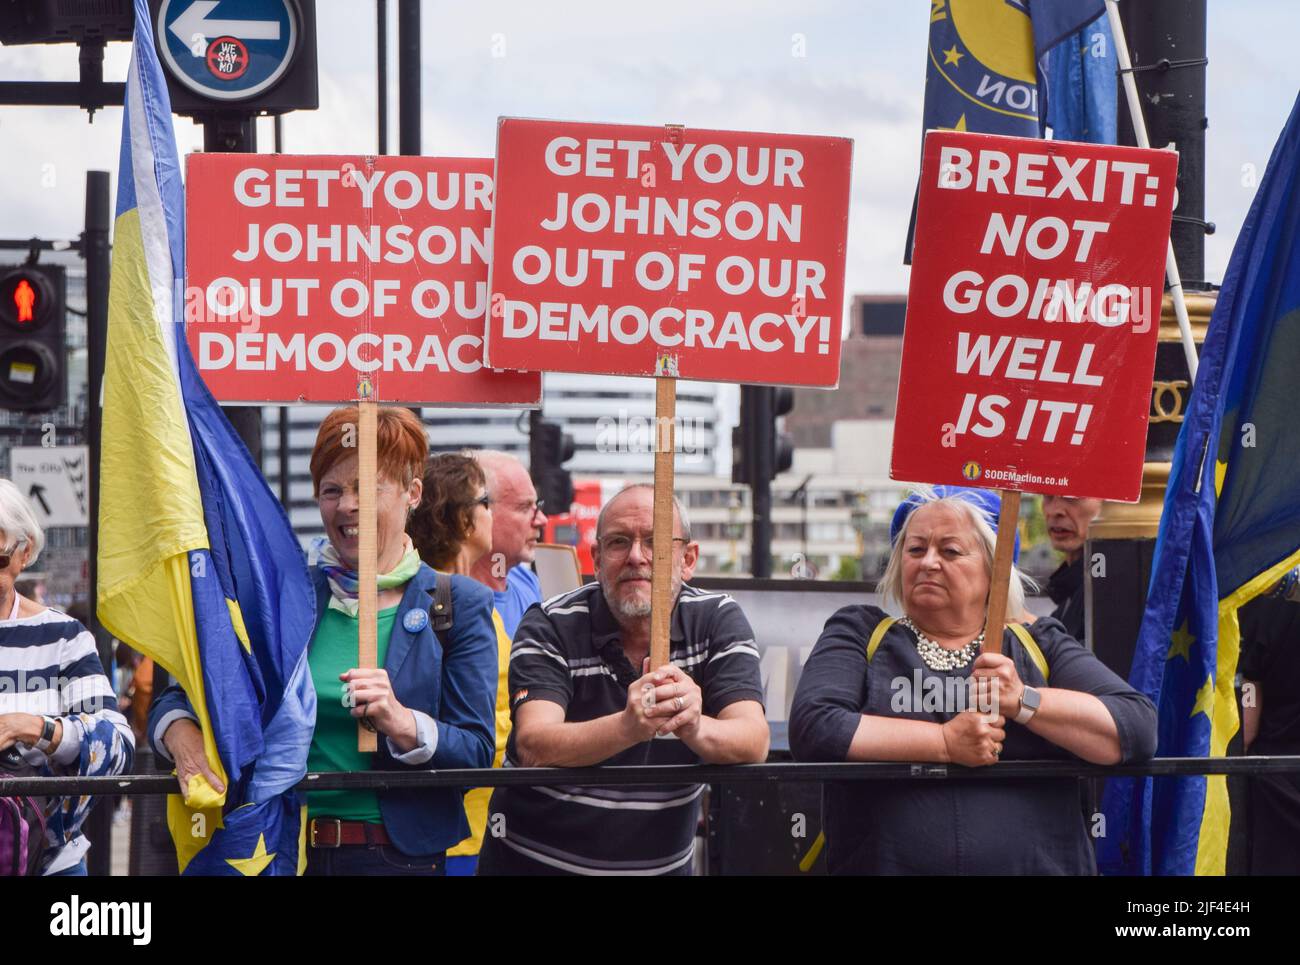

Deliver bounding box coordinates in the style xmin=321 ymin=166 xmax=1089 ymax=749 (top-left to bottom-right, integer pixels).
xmin=1 ymin=606 xmax=134 ymax=873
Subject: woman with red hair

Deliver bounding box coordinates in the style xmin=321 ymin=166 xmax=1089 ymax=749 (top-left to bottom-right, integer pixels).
xmin=150 ymin=406 xmax=499 ymax=875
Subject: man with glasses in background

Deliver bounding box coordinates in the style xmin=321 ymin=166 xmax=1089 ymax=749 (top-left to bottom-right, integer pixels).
xmin=467 ymin=451 xmax=549 ymax=637
xmin=1041 ymin=495 xmax=1103 ymax=644
xmin=477 ymin=483 xmax=769 ymax=875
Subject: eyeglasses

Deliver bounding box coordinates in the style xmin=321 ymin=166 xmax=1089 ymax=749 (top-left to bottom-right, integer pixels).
xmin=0 ymin=541 xmax=24 ymax=570
xmin=597 ymin=534 xmax=689 ymax=560
xmin=472 ymin=494 xmax=492 ymax=510
xmin=516 ymin=499 xmax=545 ymax=517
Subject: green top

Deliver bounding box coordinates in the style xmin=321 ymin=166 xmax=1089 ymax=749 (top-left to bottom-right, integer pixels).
xmin=306 ymin=605 xmax=399 ymax=823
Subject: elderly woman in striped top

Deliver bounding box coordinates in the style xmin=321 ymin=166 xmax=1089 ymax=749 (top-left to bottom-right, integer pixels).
xmin=0 ymin=479 xmax=134 ymax=875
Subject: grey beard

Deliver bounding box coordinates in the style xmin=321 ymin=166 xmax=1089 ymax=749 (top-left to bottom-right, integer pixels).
xmin=611 ymin=596 xmax=653 ymax=620
xmin=602 ymin=572 xmax=682 ymax=622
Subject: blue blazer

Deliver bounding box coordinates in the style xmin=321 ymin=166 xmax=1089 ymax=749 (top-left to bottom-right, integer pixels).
xmin=149 ymin=562 xmax=499 ymax=856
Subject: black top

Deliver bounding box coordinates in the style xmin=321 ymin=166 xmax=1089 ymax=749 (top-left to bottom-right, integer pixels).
xmin=1047 ymin=556 xmax=1086 ymax=643
xmin=789 ymin=605 xmax=1157 ymax=875
xmin=481 ymin=582 xmax=765 ymax=875
xmin=1240 ymin=594 xmax=1300 ymax=751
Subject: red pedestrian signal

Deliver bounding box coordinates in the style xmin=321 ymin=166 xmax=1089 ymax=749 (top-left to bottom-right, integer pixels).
xmin=1 ymin=269 xmax=54 ymax=329
xmin=13 ymin=278 xmax=36 ymax=323
xmin=0 ymin=265 xmax=65 ymax=411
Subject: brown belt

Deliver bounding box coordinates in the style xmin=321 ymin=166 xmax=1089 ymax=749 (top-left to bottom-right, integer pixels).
xmin=308 ymin=818 xmax=391 ymax=849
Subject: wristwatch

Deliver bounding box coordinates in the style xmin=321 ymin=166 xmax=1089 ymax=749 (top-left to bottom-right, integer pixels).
xmin=1014 ymin=687 xmax=1041 ymax=725
xmin=33 ymin=716 xmax=57 ymax=753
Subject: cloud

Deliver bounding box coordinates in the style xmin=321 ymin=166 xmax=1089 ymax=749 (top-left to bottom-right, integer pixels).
xmin=0 ymin=0 xmax=1292 ymax=303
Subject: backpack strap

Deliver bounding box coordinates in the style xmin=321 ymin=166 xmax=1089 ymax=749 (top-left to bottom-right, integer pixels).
xmin=866 ymin=617 xmax=897 ymax=663
xmin=1007 ymin=623 xmax=1050 ymax=682
xmin=428 ymin=572 xmax=454 ymax=632
xmin=423 ymin=572 xmax=456 ymax=654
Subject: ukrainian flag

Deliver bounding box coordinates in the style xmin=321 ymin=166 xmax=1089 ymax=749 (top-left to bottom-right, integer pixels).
xmin=1100 ymin=93 xmax=1300 ymax=876
xmin=97 ymin=0 xmax=316 ymax=875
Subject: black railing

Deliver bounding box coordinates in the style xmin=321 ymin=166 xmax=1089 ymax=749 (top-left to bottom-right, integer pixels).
xmin=3 ymin=756 xmax=1299 ymax=796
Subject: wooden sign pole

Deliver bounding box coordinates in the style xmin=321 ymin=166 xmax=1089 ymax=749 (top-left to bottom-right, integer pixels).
xmin=649 ymin=375 xmax=677 ymax=671
xmin=356 ymin=398 xmax=379 ymax=752
xmin=982 ymin=489 xmax=1021 ymax=656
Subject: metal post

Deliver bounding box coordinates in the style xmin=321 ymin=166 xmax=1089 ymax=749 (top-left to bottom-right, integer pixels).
xmin=803 ymin=484 xmax=810 ymax=564
xmin=749 ymin=386 xmax=773 ymax=578
xmin=397 ymin=0 xmax=422 ymax=422
xmin=83 ymin=169 xmax=112 ymax=876
xmin=201 ymin=114 xmax=256 ymax=154
xmin=398 ymin=0 xmax=420 ymax=156
xmin=77 ymin=39 xmax=109 ymax=120
xmin=273 ymin=115 xmax=290 ymax=508
xmin=377 ymin=0 xmax=389 ymax=154
xmin=202 ymin=115 xmax=263 ymax=465
xmin=1115 ymin=0 xmax=1209 ymax=289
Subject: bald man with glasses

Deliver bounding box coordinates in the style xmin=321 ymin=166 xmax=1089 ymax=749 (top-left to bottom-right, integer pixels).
xmin=466 ymin=450 xmax=549 ymax=638
xmin=477 ymin=483 xmax=769 ymax=876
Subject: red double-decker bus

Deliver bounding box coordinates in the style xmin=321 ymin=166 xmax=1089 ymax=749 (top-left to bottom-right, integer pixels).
xmin=542 ymin=479 xmax=604 ymax=575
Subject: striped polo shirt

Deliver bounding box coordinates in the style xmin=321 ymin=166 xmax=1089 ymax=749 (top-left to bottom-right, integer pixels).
xmin=479 ymin=582 xmax=764 ymax=876
xmin=0 ymin=608 xmax=121 ymax=722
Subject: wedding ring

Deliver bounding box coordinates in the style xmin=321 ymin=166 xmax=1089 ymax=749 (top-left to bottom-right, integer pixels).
xmin=675 ymin=696 xmax=685 ymax=712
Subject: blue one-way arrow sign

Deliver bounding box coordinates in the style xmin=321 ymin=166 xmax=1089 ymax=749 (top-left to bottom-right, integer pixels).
xmin=168 ymin=1 xmax=282 ymax=43
xmin=156 ymin=0 xmax=299 ymax=103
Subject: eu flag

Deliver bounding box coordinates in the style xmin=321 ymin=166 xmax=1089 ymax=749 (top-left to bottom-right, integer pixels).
xmin=1100 ymin=93 xmax=1300 ymax=876
xmin=98 ymin=0 xmax=316 ymax=875
xmin=923 ymin=0 xmax=1104 ymax=138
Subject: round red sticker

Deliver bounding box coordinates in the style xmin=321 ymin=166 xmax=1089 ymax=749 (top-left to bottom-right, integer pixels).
xmin=205 ymin=36 xmax=249 ymax=81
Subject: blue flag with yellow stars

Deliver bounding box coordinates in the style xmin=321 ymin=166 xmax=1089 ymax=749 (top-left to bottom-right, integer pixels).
xmin=99 ymin=0 xmax=316 ymax=875
xmin=1042 ymin=10 xmax=1116 ymax=144
xmin=1100 ymin=93 xmax=1300 ymax=876
xmin=923 ymin=0 xmax=1105 ymax=137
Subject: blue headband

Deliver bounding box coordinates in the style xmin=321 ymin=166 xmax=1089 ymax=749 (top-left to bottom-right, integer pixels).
xmin=890 ymin=486 xmax=1020 ymax=564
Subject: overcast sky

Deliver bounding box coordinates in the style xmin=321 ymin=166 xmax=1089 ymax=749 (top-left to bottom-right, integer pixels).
xmin=1 ymin=1 xmax=1297 ymax=303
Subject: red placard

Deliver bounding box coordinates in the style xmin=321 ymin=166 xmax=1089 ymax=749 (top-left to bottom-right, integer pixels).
xmin=485 ymin=118 xmax=852 ymax=386
xmin=891 ymin=132 xmax=1178 ymax=502
xmin=185 ymin=153 xmax=541 ymax=405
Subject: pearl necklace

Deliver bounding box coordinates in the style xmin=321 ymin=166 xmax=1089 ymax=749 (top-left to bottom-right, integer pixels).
xmin=899 ymin=616 xmax=984 ymax=671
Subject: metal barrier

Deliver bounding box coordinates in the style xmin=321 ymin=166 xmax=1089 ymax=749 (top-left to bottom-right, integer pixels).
xmin=4 ymin=756 xmax=1299 ymax=796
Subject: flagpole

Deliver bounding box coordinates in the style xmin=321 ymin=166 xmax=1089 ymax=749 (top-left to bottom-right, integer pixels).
xmin=1105 ymin=0 xmax=1200 ymax=384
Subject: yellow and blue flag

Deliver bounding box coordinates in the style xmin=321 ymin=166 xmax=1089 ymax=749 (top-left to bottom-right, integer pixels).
xmin=97 ymin=0 xmax=316 ymax=875
xmin=1100 ymin=93 xmax=1300 ymax=876
xmin=923 ymin=0 xmax=1106 ymax=137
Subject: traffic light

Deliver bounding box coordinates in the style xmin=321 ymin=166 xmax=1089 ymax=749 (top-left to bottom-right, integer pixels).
xmin=773 ymin=386 xmax=795 ymax=477
xmin=529 ymin=413 xmax=575 ymax=514
xmin=730 ymin=424 xmax=750 ymax=485
xmin=0 ymin=264 xmax=66 ymax=411
xmin=0 ymin=1 xmax=133 ymax=45
xmin=733 ymin=385 xmax=795 ymax=486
